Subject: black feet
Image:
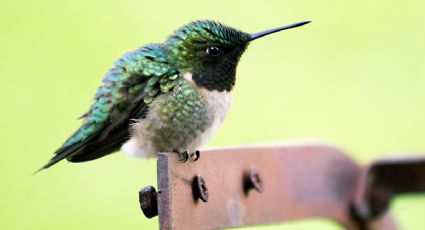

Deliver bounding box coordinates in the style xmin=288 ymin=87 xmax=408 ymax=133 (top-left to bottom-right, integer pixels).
xmin=178 ymin=151 xmax=189 ymax=163
xmin=190 ymin=150 xmax=200 ymax=161
xmin=176 ymin=150 xmax=200 ymax=163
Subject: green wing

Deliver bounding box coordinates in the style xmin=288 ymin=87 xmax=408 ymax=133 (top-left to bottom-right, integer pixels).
xmin=41 ymin=43 xmax=179 ymax=169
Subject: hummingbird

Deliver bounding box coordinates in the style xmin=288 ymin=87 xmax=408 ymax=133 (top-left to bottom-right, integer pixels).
xmin=40 ymin=19 xmax=310 ymax=170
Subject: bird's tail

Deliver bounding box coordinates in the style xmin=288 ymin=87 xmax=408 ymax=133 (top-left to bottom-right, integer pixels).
xmin=35 ymin=141 xmax=87 ymax=173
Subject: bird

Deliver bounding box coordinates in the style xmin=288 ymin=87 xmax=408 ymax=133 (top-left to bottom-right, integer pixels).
xmin=40 ymin=19 xmax=310 ymax=170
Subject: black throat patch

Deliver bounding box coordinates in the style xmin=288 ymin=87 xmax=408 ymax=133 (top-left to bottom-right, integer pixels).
xmin=186 ymin=44 xmax=247 ymax=92
xmin=192 ymin=69 xmax=236 ymax=92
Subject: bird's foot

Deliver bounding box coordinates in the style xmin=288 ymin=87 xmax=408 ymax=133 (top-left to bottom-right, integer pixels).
xmin=178 ymin=151 xmax=189 ymax=163
xmin=190 ymin=150 xmax=200 ymax=161
xmin=176 ymin=150 xmax=200 ymax=163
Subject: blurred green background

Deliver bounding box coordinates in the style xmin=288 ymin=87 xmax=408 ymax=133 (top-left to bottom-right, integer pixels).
xmin=1 ymin=0 xmax=424 ymax=229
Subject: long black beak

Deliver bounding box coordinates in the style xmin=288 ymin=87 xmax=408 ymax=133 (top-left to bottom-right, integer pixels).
xmin=250 ymin=21 xmax=311 ymax=41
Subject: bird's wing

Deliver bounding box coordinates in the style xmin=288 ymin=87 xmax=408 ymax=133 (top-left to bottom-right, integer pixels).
xmin=41 ymin=43 xmax=179 ymax=169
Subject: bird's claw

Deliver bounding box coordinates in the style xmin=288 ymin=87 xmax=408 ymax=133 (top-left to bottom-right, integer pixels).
xmin=190 ymin=150 xmax=200 ymax=161
xmin=177 ymin=150 xmax=200 ymax=163
xmin=178 ymin=151 xmax=189 ymax=162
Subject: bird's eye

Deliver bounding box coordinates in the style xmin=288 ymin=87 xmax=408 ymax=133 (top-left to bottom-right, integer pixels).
xmin=206 ymin=46 xmax=222 ymax=56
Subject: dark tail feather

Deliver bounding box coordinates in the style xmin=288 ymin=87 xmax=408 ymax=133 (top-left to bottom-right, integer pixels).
xmin=68 ymin=128 xmax=129 ymax=162
xmin=34 ymin=154 xmax=68 ymax=173
xmin=37 ymin=119 xmax=131 ymax=172
xmin=36 ymin=140 xmax=88 ymax=172
xmin=39 ymin=151 xmax=74 ymax=171
xmin=37 ymin=129 xmax=128 ymax=173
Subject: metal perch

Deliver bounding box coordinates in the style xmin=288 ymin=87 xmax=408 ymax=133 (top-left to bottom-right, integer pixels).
xmin=138 ymin=141 xmax=425 ymax=230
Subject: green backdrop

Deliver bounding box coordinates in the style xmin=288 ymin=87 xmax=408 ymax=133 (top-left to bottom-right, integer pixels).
xmin=1 ymin=0 xmax=424 ymax=229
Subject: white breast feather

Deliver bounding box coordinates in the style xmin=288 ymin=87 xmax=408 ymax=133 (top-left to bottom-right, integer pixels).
xmin=121 ymin=73 xmax=231 ymax=158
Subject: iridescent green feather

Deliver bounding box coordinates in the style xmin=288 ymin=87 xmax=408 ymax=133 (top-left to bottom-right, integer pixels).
xmin=57 ymin=43 xmax=177 ymax=153
xmin=164 ymin=20 xmax=250 ymax=72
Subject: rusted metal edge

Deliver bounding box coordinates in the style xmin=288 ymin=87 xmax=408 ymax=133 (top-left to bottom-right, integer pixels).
xmin=154 ymin=143 xmax=363 ymax=229
xmin=157 ymin=153 xmax=171 ymax=230
xmin=353 ymin=155 xmax=425 ymax=220
xmin=144 ymin=142 xmax=425 ymax=230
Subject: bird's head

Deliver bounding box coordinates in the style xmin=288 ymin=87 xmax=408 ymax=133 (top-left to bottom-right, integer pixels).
xmin=164 ymin=20 xmax=310 ymax=91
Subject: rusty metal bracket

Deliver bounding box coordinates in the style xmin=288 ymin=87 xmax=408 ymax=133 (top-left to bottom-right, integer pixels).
xmin=138 ymin=142 xmax=425 ymax=230
xmin=352 ymin=156 xmax=425 ymax=221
